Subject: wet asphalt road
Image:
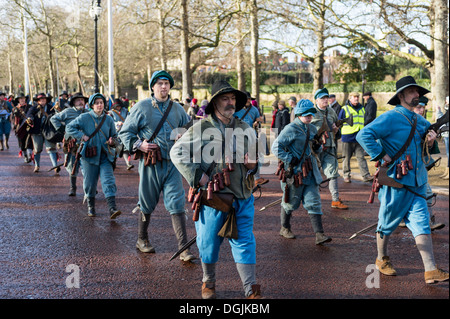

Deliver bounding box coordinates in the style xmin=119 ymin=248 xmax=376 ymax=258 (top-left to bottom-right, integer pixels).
xmin=0 ymin=137 xmax=448 ymax=301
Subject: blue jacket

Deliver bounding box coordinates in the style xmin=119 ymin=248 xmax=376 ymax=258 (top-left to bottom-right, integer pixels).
xmin=356 ymin=105 xmax=439 ymax=188
xmin=50 ymin=107 xmax=86 ymax=139
xmin=271 ymin=117 xmax=323 ymax=185
xmin=118 ymin=95 xmax=190 ymax=160
xmin=66 ymin=110 xmax=118 ymax=165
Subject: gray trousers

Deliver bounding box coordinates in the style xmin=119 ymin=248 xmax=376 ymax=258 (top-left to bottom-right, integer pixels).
xmin=342 ymin=141 xmax=370 ymax=179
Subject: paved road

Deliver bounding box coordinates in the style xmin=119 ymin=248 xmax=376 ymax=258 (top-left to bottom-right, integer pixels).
xmin=0 ymin=137 xmax=448 ymax=301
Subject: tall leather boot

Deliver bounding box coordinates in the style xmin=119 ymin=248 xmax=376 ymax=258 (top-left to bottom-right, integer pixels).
xmin=68 ymin=176 xmax=77 ymax=196
xmin=5 ymin=137 xmax=9 ymax=149
xmin=280 ymin=207 xmax=295 ymax=239
xmin=136 ymin=212 xmax=155 ymax=253
xmin=87 ymin=197 xmax=96 ymax=217
xmin=171 ymin=213 xmax=196 ymax=261
xmin=309 ymin=213 xmax=332 ymax=245
xmin=106 ymin=196 xmax=121 ymax=219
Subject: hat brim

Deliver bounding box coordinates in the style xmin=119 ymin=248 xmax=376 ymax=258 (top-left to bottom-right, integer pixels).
xmin=315 ymin=93 xmax=329 ymax=100
xmin=205 ymin=88 xmax=247 ymax=115
xmin=299 ymin=111 xmax=316 ymax=117
xmin=387 ymin=84 xmax=430 ymax=105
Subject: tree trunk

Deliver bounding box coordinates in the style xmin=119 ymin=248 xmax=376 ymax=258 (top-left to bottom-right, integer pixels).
xmin=158 ymin=7 xmax=167 ymax=70
xmin=180 ymin=0 xmax=192 ymax=99
xmin=313 ymin=7 xmax=325 ymax=93
xmin=236 ymin=13 xmax=246 ymax=92
xmin=433 ymin=0 xmax=449 ymax=110
xmin=7 ymin=47 xmax=14 ymax=95
xmin=46 ymin=35 xmax=56 ymax=96
xmin=249 ymin=0 xmax=259 ymax=103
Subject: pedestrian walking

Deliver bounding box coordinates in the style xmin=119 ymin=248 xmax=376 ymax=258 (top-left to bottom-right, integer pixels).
xmin=66 ymin=93 xmax=121 ymax=219
xmin=50 ymin=92 xmax=88 ymax=196
xmin=11 ymin=93 xmax=32 ymax=161
xmin=118 ymin=70 xmax=195 ymax=261
xmin=25 ymin=93 xmax=59 ymax=173
xmin=171 ymin=80 xmax=261 ymax=299
xmin=311 ymin=88 xmax=348 ymax=209
xmin=272 ymin=99 xmax=332 ymax=245
xmin=356 ymin=76 xmax=449 ymax=284
xmin=0 ymin=92 xmax=13 ymax=151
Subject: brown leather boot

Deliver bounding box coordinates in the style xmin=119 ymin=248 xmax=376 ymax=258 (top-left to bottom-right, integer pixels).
xmin=201 ymin=282 xmax=216 ymax=299
xmin=246 ymin=284 xmax=262 ymax=299
xmin=424 ymin=267 xmax=449 ymax=284
xmin=331 ymin=199 xmax=348 ymax=210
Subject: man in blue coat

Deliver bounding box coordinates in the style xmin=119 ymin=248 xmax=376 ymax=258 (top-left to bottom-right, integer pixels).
xmin=66 ymin=93 xmax=121 ymax=219
xmin=356 ymin=76 xmax=448 ymax=284
xmin=272 ymin=99 xmax=332 ymax=245
xmin=0 ymin=91 xmax=13 ymax=151
xmin=51 ymin=92 xmax=88 ymax=196
xmin=119 ymin=70 xmax=195 ymax=262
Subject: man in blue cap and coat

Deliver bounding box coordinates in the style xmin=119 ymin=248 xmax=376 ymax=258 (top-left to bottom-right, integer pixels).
xmin=119 ymin=70 xmax=195 ymax=262
xmin=272 ymin=99 xmax=332 ymax=245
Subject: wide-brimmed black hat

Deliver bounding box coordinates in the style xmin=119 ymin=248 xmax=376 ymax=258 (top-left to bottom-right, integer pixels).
xmin=205 ymin=80 xmax=247 ymax=115
xmin=388 ymin=76 xmax=430 ymax=106
xmin=14 ymin=93 xmax=27 ymax=104
xmin=34 ymin=92 xmax=51 ymax=102
xmin=69 ymin=92 xmax=88 ymax=107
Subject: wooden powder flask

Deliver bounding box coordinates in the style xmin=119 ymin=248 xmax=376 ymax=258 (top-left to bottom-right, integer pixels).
xmin=150 ymin=150 xmax=157 ymax=165
xmin=187 ymin=187 xmax=196 ymax=203
xmin=396 ymin=163 xmax=403 ymax=179
xmin=207 ymin=182 xmax=214 ymax=200
xmin=302 ymin=163 xmax=308 ymax=177
xmin=401 ymin=160 xmax=408 ymax=176
xmin=222 ymin=168 xmax=231 ymax=186
xmin=213 ymin=176 xmax=220 ymax=192
xmin=405 ymin=154 xmax=413 ymax=170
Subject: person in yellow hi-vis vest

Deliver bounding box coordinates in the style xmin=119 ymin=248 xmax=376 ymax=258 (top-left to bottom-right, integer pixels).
xmin=338 ymin=92 xmax=373 ymax=183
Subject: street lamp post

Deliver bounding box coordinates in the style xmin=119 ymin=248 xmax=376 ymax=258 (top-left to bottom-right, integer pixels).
xmin=359 ymin=52 xmax=368 ymax=106
xmin=90 ymin=0 xmax=102 ymax=93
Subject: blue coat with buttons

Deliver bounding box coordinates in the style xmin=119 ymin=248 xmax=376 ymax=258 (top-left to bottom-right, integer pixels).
xmin=66 ymin=110 xmax=118 ymax=165
xmin=356 ymin=105 xmax=439 ymax=188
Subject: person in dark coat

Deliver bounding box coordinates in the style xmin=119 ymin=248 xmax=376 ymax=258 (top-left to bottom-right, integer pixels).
xmin=274 ymin=100 xmax=290 ymax=135
xmin=363 ymin=92 xmax=377 ymax=126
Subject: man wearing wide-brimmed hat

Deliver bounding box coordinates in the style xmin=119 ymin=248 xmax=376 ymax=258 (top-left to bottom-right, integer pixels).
xmin=119 ymin=70 xmax=195 ymax=261
xmin=272 ymin=99 xmax=332 ymax=245
xmin=171 ymin=80 xmax=262 ymax=299
xmin=11 ymin=93 xmax=32 ymax=161
xmin=357 ymin=76 xmax=448 ymax=284
xmin=51 ymin=92 xmax=88 ymax=196
xmin=25 ymin=92 xmax=58 ymax=172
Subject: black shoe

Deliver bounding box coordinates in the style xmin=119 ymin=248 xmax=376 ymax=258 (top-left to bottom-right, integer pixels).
xmin=106 ymin=196 xmax=121 ymax=219
xmin=87 ymin=197 xmax=96 ymax=217
xmin=68 ymin=176 xmax=77 ymax=196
